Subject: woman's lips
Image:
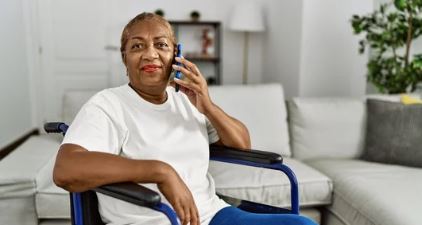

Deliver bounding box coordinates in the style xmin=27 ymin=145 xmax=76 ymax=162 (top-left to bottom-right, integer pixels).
xmin=141 ymin=64 xmax=161 ymax=73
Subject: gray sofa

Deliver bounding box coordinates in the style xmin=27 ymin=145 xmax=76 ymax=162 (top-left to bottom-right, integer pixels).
xmin=1 ymin=84 xmax=421 ymax=225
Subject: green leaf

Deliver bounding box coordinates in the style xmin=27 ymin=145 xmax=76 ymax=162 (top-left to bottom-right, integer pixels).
xmin=387 ymin=13 xmax=398 ymax=22
xmin=394 ymin=0 xmax=407 ymax=11
xmin=412 ymin=58 xmax=422 ymax=68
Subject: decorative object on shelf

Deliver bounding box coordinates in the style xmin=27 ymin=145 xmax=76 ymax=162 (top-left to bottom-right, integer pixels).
xmin=351 ymin=0 xmax=422 ymax=94
xmin=154 ymin=9 xmax=165 ymax=17
xmin=170 ymin=21 xmax=221 ymax=84
xmin=201 ymin=28 xmax=214 ymax=56
xmin=229 ymin=1 xmax=265 ymax=84
xmin=190 ymin=10 xmax=201 ymax=21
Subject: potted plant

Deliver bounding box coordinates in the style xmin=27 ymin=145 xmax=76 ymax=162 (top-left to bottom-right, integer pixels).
xmin=351 ymin=0 xmax=422 ymax=94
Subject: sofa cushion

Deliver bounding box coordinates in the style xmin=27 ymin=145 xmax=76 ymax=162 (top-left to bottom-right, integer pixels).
xmin=363 ymin=99 xmax=422 ymax=168
xmin=209 ymin=84 xmax=291 ymax=156
xmin=209 ymin=157 xmax=333 ymax=207
xmin=62 ymin=90 xmax=97 ymax=124
xmin=288 ymin=98 xmax=366 ymax=160
xmin=306 ymin=159 xmax=422 ymax=225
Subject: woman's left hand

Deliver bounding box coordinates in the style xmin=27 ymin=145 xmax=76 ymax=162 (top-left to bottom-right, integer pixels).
xmin=170 ymin=57 xmax=214 ymax=114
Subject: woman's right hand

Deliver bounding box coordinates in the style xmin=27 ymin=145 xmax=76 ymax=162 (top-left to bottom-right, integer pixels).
xmin=157 ymin=166 xmax=199 ymax=225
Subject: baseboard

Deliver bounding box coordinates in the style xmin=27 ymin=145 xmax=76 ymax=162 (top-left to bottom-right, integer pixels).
xmin=0 ymin=128 xmax=39 ymax=160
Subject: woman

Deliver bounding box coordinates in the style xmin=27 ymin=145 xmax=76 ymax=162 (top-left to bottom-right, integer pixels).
xmin=53 ymin=12 xmax=316 ymax=225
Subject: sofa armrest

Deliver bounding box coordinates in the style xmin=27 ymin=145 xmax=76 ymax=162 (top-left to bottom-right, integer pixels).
xmin=94 ymin=182 xmax=161 ymax=207
xmin=209 ymin=144 xmax=283 ymax=164
xmin=0 ymin=135 xmax=60 ymax=197
xmin=0 ymin=135 xmax=60 ymax=225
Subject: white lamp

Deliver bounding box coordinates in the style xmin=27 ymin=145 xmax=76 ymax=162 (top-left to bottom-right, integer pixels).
xmin=229 ymin=1 xmax=265 ymax=84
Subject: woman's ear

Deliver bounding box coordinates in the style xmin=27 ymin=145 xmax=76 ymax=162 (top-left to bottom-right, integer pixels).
xmin=174 ymin=43 xmax=178 ymax=55
xmin=121 ymin=53 xmax=129 ymax=76
xmin=122 ymin=53 xmax=127 ymax=66
xmin=172 ymin=46 xmax=177 ymax=64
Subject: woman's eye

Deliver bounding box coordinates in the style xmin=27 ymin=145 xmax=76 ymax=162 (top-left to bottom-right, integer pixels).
xmin=131 ymin=43 xmax=142 ymax=49
xmin=156 ymin=42 xmax=169 ymax=48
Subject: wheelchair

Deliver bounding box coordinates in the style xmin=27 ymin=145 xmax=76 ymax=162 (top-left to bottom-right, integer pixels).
xmin=45 ymin=122 xmax=301 ymax=225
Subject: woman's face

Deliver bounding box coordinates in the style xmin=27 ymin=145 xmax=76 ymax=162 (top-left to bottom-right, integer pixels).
xmin=123 ymin=20 xmax=175 ymax=92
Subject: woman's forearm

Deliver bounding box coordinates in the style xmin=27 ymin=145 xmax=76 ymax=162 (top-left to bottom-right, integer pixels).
xmin=53 ymin=144 xmax=172 ymax=192
xmin=204 ymin=103 xmax=251 ymax=149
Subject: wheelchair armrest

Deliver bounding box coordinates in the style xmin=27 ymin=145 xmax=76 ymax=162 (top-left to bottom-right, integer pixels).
xmin=209 ymin=144 xmax=283 ymax=164
xmin=44 ymin=122 xmax=68 ymax=134
xmin=94 ymin=182 xmax=161 ymax=207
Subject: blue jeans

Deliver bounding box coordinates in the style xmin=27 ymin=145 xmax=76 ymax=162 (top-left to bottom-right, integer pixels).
xmin=209 ymin=207 xmax=317 ymax=225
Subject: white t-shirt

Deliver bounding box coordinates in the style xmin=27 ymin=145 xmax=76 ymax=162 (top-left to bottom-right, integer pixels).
xmin=62 ymin=84 xmax=229 ymax=225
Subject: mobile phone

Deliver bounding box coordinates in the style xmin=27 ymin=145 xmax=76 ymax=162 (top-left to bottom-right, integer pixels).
xmin=175 ymin=44 xmax=182 ymax=92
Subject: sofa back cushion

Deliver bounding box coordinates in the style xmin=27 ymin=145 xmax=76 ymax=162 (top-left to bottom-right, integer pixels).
xmin=363 ymin=99 xmax=422 ymax=168
xmin=288 ymin=98 xmax=365 ymax=160
xmin=63 ymin=90 xmax=97 ymax=124
xmin=209 ymin=84 xmax=291 ymax=156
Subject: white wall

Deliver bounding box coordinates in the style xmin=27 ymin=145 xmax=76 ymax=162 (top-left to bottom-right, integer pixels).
xmin=0 ymin=0 xmax=33 ymax=148
xmin=298 ymin=0 xmax=373 ymax=97
xmin=261 ymin=0 xmax=373 ymax=98
xmin=0 ymin=0 xmax=381 ymax=135
xmin=262 ymin=0 xmax=303 ymax=98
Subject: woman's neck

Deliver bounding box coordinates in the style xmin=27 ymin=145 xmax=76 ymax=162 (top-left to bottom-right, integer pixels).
xmin=128 ymin=83 xmax=168 ymax=104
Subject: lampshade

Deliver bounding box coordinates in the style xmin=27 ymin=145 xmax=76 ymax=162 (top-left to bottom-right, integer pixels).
xmin=229 ymin=1 xmax=265 ymax=32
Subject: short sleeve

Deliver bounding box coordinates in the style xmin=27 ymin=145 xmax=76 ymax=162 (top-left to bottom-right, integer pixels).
xmin=206 ymin=118 xmax=220 ymax=144
xmin=62 ymin=101 xmax=124 ymax=155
